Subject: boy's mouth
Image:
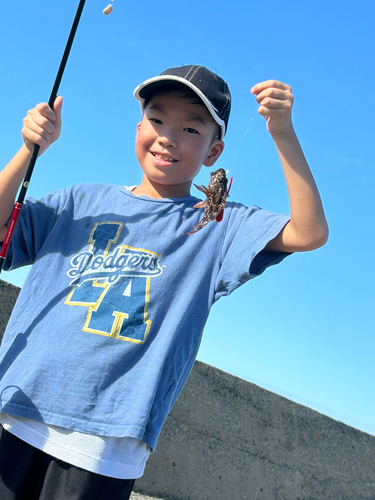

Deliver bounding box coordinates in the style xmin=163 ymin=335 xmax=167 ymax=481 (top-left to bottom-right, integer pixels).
xmin=151 ymin=152 xmax=178 ymax=163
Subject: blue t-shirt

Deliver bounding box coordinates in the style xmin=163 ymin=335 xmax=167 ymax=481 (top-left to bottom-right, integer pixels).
xmin=0 ymin=184 xmax=289 ymax=450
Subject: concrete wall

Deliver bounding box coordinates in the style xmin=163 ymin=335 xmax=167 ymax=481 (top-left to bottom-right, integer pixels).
xmin=0 ymin=279 xmax=20 ymax=339
xmin=1 ymin=279 xmax=375 ymax=500
xmin=135 ymin=363 xmax=375 ymax=500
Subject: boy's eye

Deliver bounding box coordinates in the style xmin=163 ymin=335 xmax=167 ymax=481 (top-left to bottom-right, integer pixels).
xmin=150 ymin=118 xmax=162 ymax=124
xmin=184 ymin=127 xmax=198 ymax=134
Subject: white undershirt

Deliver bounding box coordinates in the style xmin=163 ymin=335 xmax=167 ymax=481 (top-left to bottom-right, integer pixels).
xmin=0 ymin=413 xmax=150 ymax=479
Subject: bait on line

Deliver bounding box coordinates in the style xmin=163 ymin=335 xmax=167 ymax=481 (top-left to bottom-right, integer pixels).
xmin=103 ymin=1 xmax=113 ymax=15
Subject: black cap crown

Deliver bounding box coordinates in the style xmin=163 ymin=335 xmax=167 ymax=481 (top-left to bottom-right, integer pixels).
xmin=134 ymin=65 xmax=231 ymax=139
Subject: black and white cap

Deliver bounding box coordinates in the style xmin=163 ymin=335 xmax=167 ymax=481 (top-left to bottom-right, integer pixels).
xmin=134 ymin=65 xmax=231 ymax=140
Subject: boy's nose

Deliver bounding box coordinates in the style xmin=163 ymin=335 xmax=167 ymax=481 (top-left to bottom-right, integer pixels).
xmin=158 ymin=134 xmax=177 ymax=148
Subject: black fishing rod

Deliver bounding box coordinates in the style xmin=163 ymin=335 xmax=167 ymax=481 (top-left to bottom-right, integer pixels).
xmin=0 ymin=0 xmax=87 ymax=275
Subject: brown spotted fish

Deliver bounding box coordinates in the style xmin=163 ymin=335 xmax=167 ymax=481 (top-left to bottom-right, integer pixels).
xmin=187 ymin=168 xmax=233 ymax=235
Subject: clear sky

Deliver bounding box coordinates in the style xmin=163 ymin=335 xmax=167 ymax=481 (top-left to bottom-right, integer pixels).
xmin=0 ymin=0 xmax=374 ymax=436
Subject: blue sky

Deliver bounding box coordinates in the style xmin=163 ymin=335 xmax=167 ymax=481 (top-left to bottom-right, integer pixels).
xmin=1 ymin=0 xmax=374 ymax=435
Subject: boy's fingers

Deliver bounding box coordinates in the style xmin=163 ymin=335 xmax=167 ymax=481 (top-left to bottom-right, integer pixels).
xmin=35 ymin=102 xmax=56 ymax=121
xmin=34 ymin=97 xmax=63 ymax=125
xmin=255 ymin=88 xmax=293 ymax=105
xmin=22 ymin=122 xmax=50 ymax=147
xmin=24 ymin=113 xmax=54 ymax=137
xmin=52 ymin=96 xmax=63 ymax=129
xmin=22 ymin=125 xmax=49 ymax=155
xmin=258 ymin=106 xmax=289 ymax=117
xmin=22 ymin=97 xmax=63 ymax=153
xmin=251 ymin=80 xmax=292 ymax=95
xmin=54 ymin=95 xmax=63 ymax=108
xmin=251 ymin=81 xmax=294 ymax=135
xmin=23 ymin=129 xmax=49 ymax=149
xmin=258 ymin=107 xmax=293 ymax=128
xmin=257 ymin=97 xmax=293 ymax=111
xmin=26 ymin=98 xmax=63 ymax=134
xmin=34 ymin=113 xmax=56 ymax=134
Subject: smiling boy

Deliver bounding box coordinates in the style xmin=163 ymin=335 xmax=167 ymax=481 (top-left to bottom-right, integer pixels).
xmin=0 ymin=65 xmax=327 ymax=499
xmin=134 ymin=87 xmax=224 ymax=198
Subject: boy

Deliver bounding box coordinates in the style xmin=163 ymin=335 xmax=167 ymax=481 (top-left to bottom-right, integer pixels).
xmin=0 ymin=65 xmax=328 ymax=499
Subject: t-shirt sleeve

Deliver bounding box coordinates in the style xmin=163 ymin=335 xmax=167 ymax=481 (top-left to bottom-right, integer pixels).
xmin=214 ymin=203 xmax=290 ymax=301
xmin=3 ymin=188 xmax=68 ymax=271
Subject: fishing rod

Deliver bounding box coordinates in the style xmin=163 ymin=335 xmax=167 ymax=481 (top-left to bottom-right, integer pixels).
xmin=0 ymin=0 xmax=87 ymax=275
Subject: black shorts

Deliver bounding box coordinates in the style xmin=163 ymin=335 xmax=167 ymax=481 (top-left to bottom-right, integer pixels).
xmin=0 ymin=425 xmax=135 ymax=500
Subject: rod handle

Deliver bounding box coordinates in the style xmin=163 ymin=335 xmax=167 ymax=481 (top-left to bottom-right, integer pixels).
xmin=0 ymin=203 xmax=23 ymax=270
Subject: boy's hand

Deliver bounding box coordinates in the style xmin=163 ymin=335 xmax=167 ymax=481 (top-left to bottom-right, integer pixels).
xmin=251 ymin=81 xmax=293 ymax=137
xmin=22 ymin=96 xmax=63 ymax=155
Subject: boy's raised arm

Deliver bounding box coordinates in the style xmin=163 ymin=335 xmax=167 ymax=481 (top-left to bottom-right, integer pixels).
xmin=0 ymin=97 xmax=63 ymax=243
xmin=251 ymin=81 xmax=328 ymax=253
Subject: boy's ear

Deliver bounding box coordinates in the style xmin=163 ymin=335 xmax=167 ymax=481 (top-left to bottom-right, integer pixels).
xmin=136 ymin=121 xmax=142 ymax=133
xmin=203 ymin=140 xmax=225 ymax=167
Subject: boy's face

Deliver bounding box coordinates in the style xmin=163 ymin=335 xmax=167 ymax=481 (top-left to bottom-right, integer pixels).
xmin=135 ymin=90 xmax=224 ymax=198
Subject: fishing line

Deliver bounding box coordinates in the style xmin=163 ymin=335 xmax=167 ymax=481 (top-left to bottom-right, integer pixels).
xmin=187 ymin=0 xmax=261 ymax=176
xmin=1 ymin=0 xmax=259 ymax=276
xmin=102 ymin=0 xmax=258 ymax=179
xmin=230 ymin=117 xmax=254 ymax=165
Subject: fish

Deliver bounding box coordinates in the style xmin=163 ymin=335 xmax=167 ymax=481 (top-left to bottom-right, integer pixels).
xmin=186 ymin=168 xmax=233 ymax=235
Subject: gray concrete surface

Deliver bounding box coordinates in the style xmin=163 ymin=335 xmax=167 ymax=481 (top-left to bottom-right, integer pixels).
xmin=130 ymin=492 xmax=165 ymax=500
xmin=134 ymin=362 xmax=375 ymax=500
xmin=0 ymin=279 xmax=20 ymax=339
xmin=131 ymin=494 xmax=166 ymax=500
xmin=1 ymin=279 xmax=375 ymax=499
